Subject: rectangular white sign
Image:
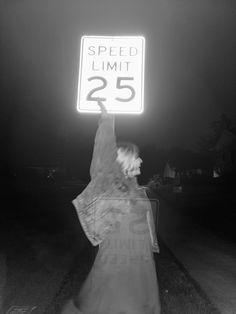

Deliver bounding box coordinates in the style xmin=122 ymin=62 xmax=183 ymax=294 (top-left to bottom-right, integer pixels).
xmin=77 ymin=35 xmax=145 ymax=114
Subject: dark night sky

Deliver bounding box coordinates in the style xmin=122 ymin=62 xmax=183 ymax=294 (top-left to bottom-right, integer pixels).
xmin=1 ymin=0 xmax=236 ymax=168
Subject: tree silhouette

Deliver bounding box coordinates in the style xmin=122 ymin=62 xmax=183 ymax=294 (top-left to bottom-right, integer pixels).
xmin=198 ymin=113 xmax=235 ymax=152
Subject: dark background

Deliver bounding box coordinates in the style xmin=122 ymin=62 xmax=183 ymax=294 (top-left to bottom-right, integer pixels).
xmin=1 ymin=2 xmax=236 ymax=312
xmin=1 ymin=0 xmax=236 ymax=182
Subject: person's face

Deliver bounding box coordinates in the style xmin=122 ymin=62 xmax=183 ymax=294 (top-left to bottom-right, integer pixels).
xmin=128 ymin=155 xmax=143 ymax=177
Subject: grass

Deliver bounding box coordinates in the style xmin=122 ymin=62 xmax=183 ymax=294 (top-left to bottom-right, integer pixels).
xmin=156 ymin=239 xmax=220 ymax=314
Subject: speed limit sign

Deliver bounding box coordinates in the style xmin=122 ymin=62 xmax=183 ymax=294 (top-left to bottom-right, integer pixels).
xmin=77 ymin=36 xmax=145 ymax=114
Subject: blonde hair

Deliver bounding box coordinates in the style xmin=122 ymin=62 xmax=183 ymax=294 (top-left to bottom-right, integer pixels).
xmin=117 ymin=142 xmax=139 ymax=157
xmin=116 ymin=142 xmax=141 ymax=177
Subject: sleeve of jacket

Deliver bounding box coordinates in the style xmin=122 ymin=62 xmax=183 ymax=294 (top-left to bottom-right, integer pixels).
xmin=72 ymin=113 xmax=119 ymax=247
xmin=89 ymin=113 xmax=117 ymax=181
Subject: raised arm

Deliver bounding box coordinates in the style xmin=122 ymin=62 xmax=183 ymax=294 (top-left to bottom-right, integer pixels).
xmin=89 ymin=102 xmax=117 ymax=180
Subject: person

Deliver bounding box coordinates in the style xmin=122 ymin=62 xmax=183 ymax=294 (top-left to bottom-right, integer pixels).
xmin=61 ymin=102 xmax=161 ymax=314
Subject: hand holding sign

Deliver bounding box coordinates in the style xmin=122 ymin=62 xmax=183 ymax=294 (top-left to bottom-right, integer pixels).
xmin=97 ymin=99 xmax=107 ymax=114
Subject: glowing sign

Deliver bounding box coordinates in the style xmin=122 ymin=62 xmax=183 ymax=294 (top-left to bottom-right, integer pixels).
xmin=77 ymin=36 xmax=145 ymax=114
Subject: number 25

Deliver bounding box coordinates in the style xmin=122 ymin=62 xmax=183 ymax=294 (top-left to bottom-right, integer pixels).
xmin=86 ymin=76 xmax=135 ymax=102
